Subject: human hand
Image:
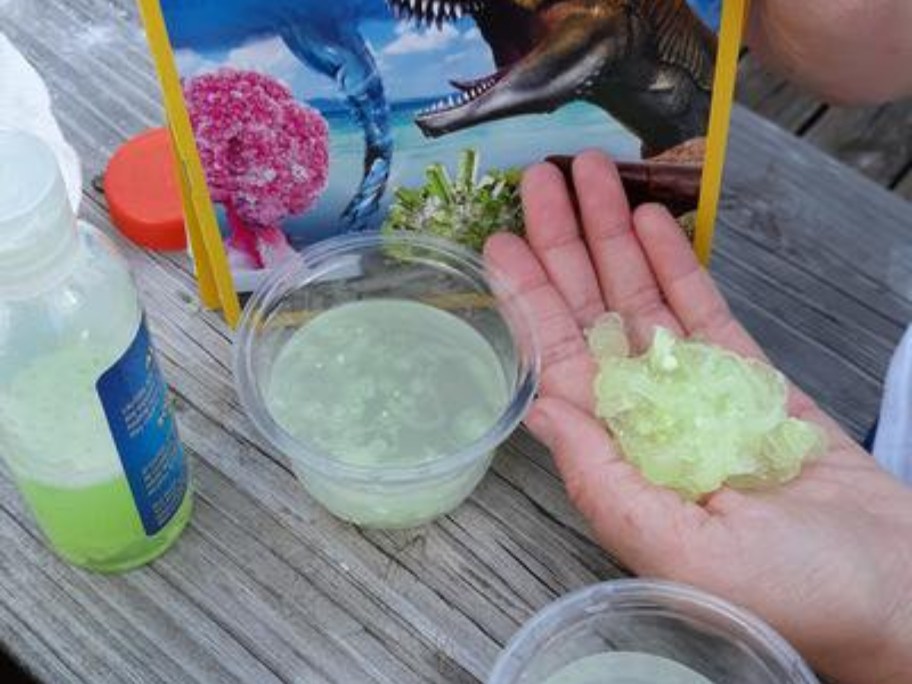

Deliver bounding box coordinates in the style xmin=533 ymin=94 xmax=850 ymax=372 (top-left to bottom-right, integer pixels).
xmin=485 ymin=151 xmax=912 ymax=684
xmin=747 ymin=0 xmax=912 ymax=104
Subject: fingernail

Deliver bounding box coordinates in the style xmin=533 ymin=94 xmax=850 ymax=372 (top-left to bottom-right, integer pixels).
xmin=525 ymin=404 xmax=555 ymax=450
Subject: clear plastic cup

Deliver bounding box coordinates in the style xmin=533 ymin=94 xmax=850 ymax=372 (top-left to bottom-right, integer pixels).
xmin=234 ymin=233 xmax=539 ymax=528
xmin=489 ymin=580 xmax=820 ymax=684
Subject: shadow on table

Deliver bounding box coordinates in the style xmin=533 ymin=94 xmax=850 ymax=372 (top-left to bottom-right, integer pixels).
xmin=0 ymin=648 xmax=35 ymax=684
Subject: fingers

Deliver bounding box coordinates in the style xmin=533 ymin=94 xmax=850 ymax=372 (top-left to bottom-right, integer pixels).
xmin=522 ymin=164 xmax=606 ymax=327
xmin=633 ymin=204 xmax=851 ymax=436
xmin=485 ymin=233 xmax=597 ymax=411
xmin=525 ymin=396 xmax=706 ymax=574
xmin=571 ymin=151 xmax=683 ymax=349
xmin=633 ymin=203 xmax=767 ymax=361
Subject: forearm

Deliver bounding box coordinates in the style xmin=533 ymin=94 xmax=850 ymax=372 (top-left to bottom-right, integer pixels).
xmin=833 ymin=635 xmax=912 ymax=684
xmin=747 ymin=0 xmax=912 ymax=104
xmin=868 ymin=602 xmax=912 ymax=684
xmin=829 ymin=529 xmax=912 ymax=684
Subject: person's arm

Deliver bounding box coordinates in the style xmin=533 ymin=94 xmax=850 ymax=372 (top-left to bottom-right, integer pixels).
xmin=748 ymin=0 xmax=912 ymax=104
xmin=485 ymin=151 xmax=912 ymax=684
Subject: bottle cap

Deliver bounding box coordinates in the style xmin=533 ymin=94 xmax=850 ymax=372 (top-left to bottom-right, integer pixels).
xmin=0 ymin=129 xmax=77 ymax=295
xmin=104 ymin=128 xmax=187 ymax=252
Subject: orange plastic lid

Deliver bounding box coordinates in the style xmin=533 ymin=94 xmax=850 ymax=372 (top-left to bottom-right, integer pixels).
xmin=104 ymin=127 xmax=187 ymax=251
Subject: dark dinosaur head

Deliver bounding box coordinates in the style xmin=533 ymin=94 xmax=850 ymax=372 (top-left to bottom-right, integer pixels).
xmin=386 ymin=0 xmax=618 ymax=137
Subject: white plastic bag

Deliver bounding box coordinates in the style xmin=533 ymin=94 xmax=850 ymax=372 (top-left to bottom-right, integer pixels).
xmin=0 ymin=32 xmax=82 ymax=211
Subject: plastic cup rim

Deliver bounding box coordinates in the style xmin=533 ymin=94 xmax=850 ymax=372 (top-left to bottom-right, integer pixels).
xmin=233 ymin=231 xmax=541 ymax=485
xmin=488 ymin=578 xmax=820 ymax=684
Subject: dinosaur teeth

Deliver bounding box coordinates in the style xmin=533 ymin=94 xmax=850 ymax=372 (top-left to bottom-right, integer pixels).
xmin=424 ymin=75 xmax=500 ymax=117
xmin=391 ymin=0 xmax=475 ymax=27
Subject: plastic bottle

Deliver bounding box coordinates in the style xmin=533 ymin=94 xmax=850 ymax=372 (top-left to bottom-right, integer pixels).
xmin=0 ymin=130 xmax=192 ymax=572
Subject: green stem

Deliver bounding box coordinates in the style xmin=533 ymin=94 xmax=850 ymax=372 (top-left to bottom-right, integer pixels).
xmin=457 ymin=148 xmax=479 ymax=192
xmin=426 ymin=164 xmax=456 ymax=206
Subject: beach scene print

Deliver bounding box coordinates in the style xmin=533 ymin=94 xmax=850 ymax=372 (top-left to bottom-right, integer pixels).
xmin=162 ymin=0 xmax=721 ymax=284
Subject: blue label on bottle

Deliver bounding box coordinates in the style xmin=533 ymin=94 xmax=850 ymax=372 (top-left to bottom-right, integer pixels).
xmin=96 ymin=316 xmax=189 ymax=535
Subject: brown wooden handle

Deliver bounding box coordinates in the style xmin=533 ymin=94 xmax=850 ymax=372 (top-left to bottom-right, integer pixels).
xmin=546 ymin=155 xmax=702 ymax=216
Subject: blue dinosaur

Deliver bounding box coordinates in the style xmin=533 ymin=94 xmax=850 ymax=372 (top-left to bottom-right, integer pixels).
xmin=160 ymin=0 xmax=394 ymax=228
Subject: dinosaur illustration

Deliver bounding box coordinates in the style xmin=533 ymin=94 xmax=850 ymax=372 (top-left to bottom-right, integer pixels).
xmin=388 ymin=0 xmax=717 ymax=157
xmin=160 ymin=0 xmax=393 ymax=227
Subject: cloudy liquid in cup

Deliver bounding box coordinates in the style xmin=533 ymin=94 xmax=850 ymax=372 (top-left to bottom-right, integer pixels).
xmin=266 ymin=299 xmax=509 ymax=466
xmin=541 ymin=653 xmax=715 ymax=684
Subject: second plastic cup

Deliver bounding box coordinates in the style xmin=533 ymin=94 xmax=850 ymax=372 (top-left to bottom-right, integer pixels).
xmin=489 ymin=580 xmax=820 ymax=684
xmin=234 ymin=233 xmax=539 ymax=528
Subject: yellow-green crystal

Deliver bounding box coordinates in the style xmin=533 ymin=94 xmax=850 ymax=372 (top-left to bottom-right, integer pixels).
xmin=587 ymin=316 xmax=824 ymax=499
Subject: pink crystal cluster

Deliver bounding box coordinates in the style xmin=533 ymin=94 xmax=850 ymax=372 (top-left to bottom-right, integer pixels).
xmin=184 ymin=68 xmax=330 ymax=234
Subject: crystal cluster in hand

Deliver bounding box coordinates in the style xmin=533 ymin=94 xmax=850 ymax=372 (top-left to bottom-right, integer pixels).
xmin=587 ymin=314 xmax=824 ymax=500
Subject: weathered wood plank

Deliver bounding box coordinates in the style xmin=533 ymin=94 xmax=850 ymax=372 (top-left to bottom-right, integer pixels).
xmin=720 ymin=109 xmax=912 ymax=326
xmin=0 ymin=600 xmax=82 ymax=684
xmin=0 ymin=488 xmax=286 ymax=684
xmin=183 ymin=468 xmax=457 ymax=683
xmin=712 ymin=245 xmax=889 ymax=438
xmin=2 ymin=0 xmax=912 ymax=682
xmin=713 ymin=108 xmax=912 ymax=437
xmin=737 ymin=53 xmax=912 ymax=200
xmin=802 ymin=100 xmax=912 ymax=188
xmin=736 ymin=55 xmax=824 ymax=133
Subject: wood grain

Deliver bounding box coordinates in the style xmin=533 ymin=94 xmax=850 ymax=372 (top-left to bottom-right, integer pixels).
xmin=736 ymin=55 xmax=823 ymax=134
xmin=1 ymin=1 xmax=911 ymax=682
xmin=803 ymin=101 xmax=912 ymax=189
xmin=737 ymin=53 xmax=912 ymax=202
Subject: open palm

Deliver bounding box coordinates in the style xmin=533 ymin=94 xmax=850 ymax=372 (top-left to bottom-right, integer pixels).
xmin=485 ymin=151 xmax=912 ymax=684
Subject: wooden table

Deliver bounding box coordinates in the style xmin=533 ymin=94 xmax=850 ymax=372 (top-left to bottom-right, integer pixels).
xmin=3 ymin=1 xmax=912 ymax=682
xmin=737 ymin=55 xmax=912 ymax=202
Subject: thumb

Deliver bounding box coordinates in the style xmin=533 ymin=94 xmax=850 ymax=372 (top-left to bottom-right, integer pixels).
xmin=524 ymin=397 xmax=704 ymax=574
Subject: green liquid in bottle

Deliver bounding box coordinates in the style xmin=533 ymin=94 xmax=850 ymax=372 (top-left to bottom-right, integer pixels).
xmin=16 ymin=476 xmax=192 ymax=573
xmin=1 ymin=342 xmax=192 ymax=573
xmin=0 ymin=130 xmax=191 ymax=572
